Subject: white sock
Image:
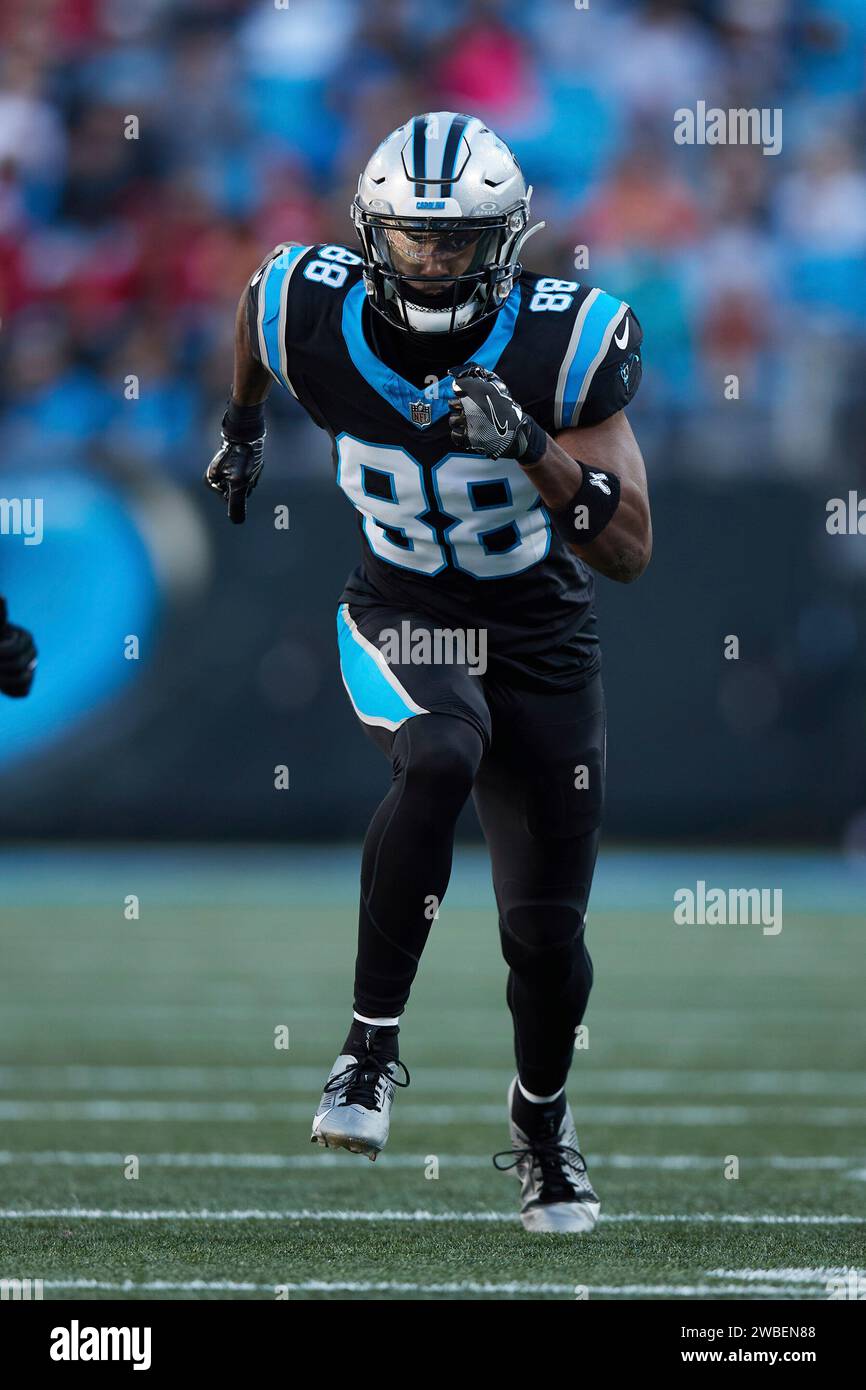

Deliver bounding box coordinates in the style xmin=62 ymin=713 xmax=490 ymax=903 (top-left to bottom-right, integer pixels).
xmin=517 ymin=1080 xmax=565 ymax=1105
xmin=353 ymin=1011 xmax=400 ymax=1027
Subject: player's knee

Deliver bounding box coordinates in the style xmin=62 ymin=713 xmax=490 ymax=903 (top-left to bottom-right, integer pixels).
xmin=502 ymin=902 xmax=584 ymax=954
xmin=500 ymin=903 xmax=588 ymax=982
xmin=396 ymin=714 xmax=482 ymax=806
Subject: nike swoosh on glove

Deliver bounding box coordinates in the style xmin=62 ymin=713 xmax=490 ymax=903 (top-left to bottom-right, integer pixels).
xmin=448 ymin=363 xmax=531 ymax=460
xmin=204 ymin=432 xmax=265 ymax=525
xmin=0 ymin=597 xmax=37 ymax=698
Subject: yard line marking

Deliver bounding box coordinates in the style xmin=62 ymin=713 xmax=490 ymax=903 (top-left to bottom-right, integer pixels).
xmin=0 ymin=1150 xmax=858 ymax=1173
xmin=1 ymin=1208 xmax=862 ymax=1226
xmin=2 ymin=1100 xmax=864 ymax=1125
xmin=0 ymin=1065 xmax=862 ymax=1097
xmin=707 ymin=1267 xmax=866 ymax=1284
xmin=613 ymin=1212 xmax=866 ymax=1225
xmin=37 ymin=1277 xmax=820 ymax=1298
xmin=0 ymin=1101 xmax=266 ymax=1121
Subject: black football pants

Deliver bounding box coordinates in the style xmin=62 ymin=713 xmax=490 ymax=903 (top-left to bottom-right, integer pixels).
xmin=345 ymin=619 xmax=606 ymax=1097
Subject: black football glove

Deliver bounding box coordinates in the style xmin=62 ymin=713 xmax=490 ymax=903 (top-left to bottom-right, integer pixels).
xmin=448 ymin=363 xmax=546 ymax=462
xmin=0 ymin=597 xmax=37 ymax=698
xmin=204 ymin=424 xmax=265 ymax=525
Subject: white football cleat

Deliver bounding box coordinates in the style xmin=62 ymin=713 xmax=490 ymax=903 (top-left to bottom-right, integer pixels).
xmin=494 ymin=1077 xmax=601 ymax=1233
xmin=310 ymin=1027 xmax=409 ymax=1162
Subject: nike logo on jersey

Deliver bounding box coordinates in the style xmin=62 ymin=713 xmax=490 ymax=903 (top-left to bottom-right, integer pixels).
xmin=614 ymin=317 xmax=629 ymax=350
xmin=488 ymin=398 xmax=509 ymax=436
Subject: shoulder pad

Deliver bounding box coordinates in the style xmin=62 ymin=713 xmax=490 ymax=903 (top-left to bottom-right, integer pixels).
xmin=247 ymin=244 xmax=312 ymax=396
xmin=552 ymin=290 xmax=642 ymax=429
xmin=247 ymin=243 xmax=364 ymax=396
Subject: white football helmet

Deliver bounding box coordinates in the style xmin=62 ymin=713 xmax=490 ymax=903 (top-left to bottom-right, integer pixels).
xmin=352 ymin=112 xmax=543 ymax=335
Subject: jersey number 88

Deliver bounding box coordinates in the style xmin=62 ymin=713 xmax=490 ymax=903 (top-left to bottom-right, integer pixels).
xmin=304 ymin=244 xmax=363 ymax=289
xmin=337 ymin=435 xmax=550 ymax=579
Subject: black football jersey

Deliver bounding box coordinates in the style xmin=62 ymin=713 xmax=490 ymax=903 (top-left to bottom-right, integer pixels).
xmin=247 ymin=242 xmax=642 ymax=690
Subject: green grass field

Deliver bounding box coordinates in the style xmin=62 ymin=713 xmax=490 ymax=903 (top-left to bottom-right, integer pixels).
xmin=1 ymin=845 xmax=864 ymax=1301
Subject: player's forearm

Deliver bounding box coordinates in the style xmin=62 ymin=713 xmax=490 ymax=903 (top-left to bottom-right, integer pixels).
xmin=448 ymin=367 xmax=650 ymax=585
xmin=523 ymin=413 xmax=652 ymax=584
xmin=232 ymin=287 xmax=272 ymax=405
xmin=204 ymin=285 xmax=272 ymax=524
xmin=571 ymin=479 xmax=651 ymax=583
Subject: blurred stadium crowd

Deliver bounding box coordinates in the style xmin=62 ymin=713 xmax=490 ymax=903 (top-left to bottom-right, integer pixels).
xmin=1 ymin=0 xmax=865 ymax=482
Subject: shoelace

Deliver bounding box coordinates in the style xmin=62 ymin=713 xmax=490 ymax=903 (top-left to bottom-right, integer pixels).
xmin=325 ymin=1055 xmax=411 ymax=1112
xmin=492 ymin=1137 xmax=590 ymax=1204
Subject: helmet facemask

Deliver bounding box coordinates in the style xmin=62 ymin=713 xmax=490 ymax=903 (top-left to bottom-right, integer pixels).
xmin=353 ymin=203 xmax=529 ymax=335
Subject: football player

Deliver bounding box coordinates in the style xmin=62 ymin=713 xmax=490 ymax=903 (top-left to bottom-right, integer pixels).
xmin=206 ymin=114 xmax=651 ymax=1234
xmin=0 ymin=597 xmax=37 ymax=698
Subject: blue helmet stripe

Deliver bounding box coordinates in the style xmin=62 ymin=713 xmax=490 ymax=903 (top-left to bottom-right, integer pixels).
xmin=412 ymin=115 xmax=427 ymax=195
xmin=440 ymin=114 xmax=469 ymax=196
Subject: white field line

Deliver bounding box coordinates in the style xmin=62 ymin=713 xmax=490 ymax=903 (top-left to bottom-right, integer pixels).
xmin=2 ymin=1100 xmax=865 ymax=1125
xmin=1 ymin=1009 xmax=859 ymax=1054
xmin=0 ymin=1149 xmax=860 ymax=1173
xmin=0 ymin=1066 xmax=862 ymax=1097
xmin=0 ymin=1207 xmax=862 ymax=1226
xmin=35 ymin=1277 xmax=820 ymax=1298
xmin=708 ymin=1267 xmax=866 ymax=1284
xmin=5 ymin=1095 xmax=866 ymax=1128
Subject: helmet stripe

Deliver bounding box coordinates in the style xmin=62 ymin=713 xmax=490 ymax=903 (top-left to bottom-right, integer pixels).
xmin=440 ymin=114 xmax=469 ymax=195
xmin=412 ymin=115 xmax=427 ymax=195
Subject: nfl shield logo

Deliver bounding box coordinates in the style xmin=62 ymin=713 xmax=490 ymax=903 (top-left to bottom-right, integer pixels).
xmin=410 ymin=400 xmax=432 ymax=427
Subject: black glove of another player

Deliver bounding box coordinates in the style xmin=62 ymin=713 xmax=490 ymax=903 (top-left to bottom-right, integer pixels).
xmin=0 ymin=597 xmax=37 ymax=698
xmin=448 ymin=363 xmax=547 ymax=463
xmin=205 ymin=403 xmax=266 ymax=525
